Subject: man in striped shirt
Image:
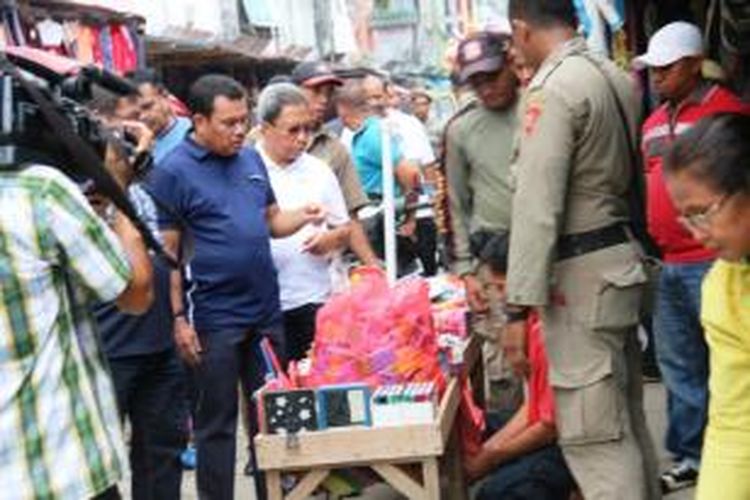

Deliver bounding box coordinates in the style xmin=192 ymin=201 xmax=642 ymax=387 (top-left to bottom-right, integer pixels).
xmin=0 ymin=164 xmax=153 ymax=499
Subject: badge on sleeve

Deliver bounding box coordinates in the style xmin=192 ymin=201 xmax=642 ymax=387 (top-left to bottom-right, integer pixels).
xmin=523 ymin=92 xmax=544 ymax=137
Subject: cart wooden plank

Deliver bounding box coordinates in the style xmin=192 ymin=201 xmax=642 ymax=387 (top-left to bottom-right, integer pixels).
xmin=256 ymin=420 xmax=444 ymax=470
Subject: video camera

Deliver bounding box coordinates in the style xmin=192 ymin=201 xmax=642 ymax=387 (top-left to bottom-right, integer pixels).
xmin=0 ymin=47 xmax=150 ymax=177
xmin=0 ymin=46 xmax=175 ymax=266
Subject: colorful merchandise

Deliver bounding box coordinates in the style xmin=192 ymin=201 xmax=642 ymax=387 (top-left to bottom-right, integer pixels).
xmin=262 ymin=389 xmax=319 ymax=435
xmin=308 ymin=271 xmax=445 ymax=390
xmin=371 ymin=383 xmax=438 ymax=427
xmin=316 ymin=384 xmax=373 ymax=429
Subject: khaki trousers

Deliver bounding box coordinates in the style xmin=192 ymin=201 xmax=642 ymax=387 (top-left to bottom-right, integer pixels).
xmin=541 ymin=244 xmax=661 ymax=500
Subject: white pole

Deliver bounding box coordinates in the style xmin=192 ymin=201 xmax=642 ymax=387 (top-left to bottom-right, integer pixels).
xmin=381 ymin=117 xmax=397 ymax=285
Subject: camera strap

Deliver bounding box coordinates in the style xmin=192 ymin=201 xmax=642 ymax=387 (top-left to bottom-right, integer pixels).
xmin=6 ymin=62 xmax=180 ymax=268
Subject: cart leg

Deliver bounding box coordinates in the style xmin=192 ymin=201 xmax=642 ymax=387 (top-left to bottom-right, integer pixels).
xmin=266 ymin=470 xmax=283 ymax=500
xmin=422 ymin=458 xmax=440 ymax=500
xmin=287 ymin=469 xmax=329 ymax=500
xmin=445 ymin=427 xmax=468 ymax=500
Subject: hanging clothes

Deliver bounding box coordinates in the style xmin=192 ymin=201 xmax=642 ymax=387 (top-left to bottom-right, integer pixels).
xmin=99 ymin=23 xmax=114 ymax=70
xmin=91 ymin=25 xmax=103 ymax=65
xmin=76 ymin=23 xmax=97 ymax=64
xmin=574 ymin=0 xmax=626 ymax=56
xmin=2 ymin=4 xmax=26 ymax=46
xmin=63 ymin=20 xmax=80 ymax=59
xmin=110 ymin=23 xmax=137 ymax=74
xmin=36 ymin=18 xmax=67 ymax=55
xmin=127 ymin=22 xmax=145 ymax=70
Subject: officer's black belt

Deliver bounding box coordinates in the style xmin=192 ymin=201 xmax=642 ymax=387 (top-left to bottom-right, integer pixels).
xmin=557 ymin=224 xmax=629 ymax=261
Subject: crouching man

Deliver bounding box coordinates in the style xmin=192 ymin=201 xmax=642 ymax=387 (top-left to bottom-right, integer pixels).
xmin=464 ymin=232 xmax=575 ymax=500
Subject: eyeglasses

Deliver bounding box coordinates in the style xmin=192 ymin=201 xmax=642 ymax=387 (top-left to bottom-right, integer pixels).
xmin=270 ymin=122 xmax=315 ymax=137
xmin=218 ymin=117 xmax=250 ymax=132
xmin=678 ymin=195 xmax=731 ymax=231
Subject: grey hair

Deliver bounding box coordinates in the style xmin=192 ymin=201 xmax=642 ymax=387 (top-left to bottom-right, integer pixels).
xmin=335 ymin=80 xmax=369 ymax=109
xmin=256 ymin=83 xmax=308 ymax=124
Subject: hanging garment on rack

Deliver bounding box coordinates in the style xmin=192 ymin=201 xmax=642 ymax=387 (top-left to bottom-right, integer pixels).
xmin=110 ymin=23 xmax=137 ymax=73
xmin=62 ymin=20 xmax=80 ymax=59
xmin=127 ymin=22 xmax=145 ymax=69
xmin=91 ymin=25 xmax=103 ymax=65
xmin=99 ymin=23 xmax=114 ymax=70
xmin=76 ymin=23 xmax=96 ymax=64
xmin=37 ymin=18 xmax=67 ymax=55
xmin=2 ymin=4 xmax=26 ymax=46
xmin=574 ymin=0 xmax=625 ymax=56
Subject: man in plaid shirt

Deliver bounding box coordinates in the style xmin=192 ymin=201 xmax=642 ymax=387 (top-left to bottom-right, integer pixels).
xmin=0 ymin=164 xmax=153 ymax=499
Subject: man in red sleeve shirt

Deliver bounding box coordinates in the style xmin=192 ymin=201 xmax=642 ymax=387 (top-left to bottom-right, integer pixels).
xmin=634 ymin=21 xmax=750 ymax=493
xmin=463 ymin=233 xmax=574 ymax=499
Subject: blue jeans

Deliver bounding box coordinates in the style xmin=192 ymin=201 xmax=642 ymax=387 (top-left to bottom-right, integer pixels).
xmin=654 ymin=260 xmax=712 ymax=466
xmin=475 ymin=412 xmax=574 ymax=500
xmin=109 ymin=349 xmax=187 ymax=500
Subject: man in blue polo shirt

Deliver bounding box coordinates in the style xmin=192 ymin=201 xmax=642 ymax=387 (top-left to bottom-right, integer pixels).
xmin=147 ymin=74 xmax=322 ymax=500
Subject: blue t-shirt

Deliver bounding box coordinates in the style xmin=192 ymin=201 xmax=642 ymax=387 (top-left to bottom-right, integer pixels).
xmin=93 ymin=185 xmax=173 ymax=357
xmin=153 ymin=117 xmax=192 ymax=164
xmin=146 ymin=137 xmax=281 ymax=333
xmin=93 ymin=122 xmax=192 ymax=358
xmin=351 ymin=116 xmax=403 ymax=197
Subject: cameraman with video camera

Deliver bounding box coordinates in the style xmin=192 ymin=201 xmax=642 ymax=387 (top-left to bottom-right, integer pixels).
xmin=0 ymin=60 xmax=153 ymax=498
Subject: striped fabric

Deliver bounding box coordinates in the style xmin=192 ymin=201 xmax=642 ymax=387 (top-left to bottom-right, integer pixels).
xmin=0 ymin=165 xmax=131 ymax=499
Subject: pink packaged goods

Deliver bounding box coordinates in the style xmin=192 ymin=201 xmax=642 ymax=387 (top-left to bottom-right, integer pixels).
xmin=307 ymin=270 xmax=445 ymax=392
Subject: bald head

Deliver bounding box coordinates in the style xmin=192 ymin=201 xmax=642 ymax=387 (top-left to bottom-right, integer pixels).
xmin=361 ymin=74 xmax=387 ymax=116
xmin=335 ymin=80 xmax=371 ymax=130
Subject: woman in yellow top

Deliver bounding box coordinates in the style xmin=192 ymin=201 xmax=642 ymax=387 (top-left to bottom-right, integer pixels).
xmin=665 ymin=112 xmax=750 ymax=499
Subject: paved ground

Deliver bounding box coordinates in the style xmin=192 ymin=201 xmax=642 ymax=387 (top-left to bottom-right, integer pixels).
xmin=124 ymin=382 xmax=695 ymax=499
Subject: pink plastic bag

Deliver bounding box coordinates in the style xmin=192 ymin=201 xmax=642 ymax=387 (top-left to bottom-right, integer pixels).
xmin=307 ymin=271 xmax=445 ymax=391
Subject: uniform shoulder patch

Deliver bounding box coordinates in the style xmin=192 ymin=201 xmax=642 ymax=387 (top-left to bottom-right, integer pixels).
xmin=523 ymin=91 xmax=545 ymax=137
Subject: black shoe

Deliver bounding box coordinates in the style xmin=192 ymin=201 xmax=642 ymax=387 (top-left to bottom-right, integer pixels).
xmin=660 ymin=463 xmax=698 ymax=493
xmin=244 ymin=457 xmax=255 ymax=476
xmin=642 ymin=362 xmax=661 ymax=383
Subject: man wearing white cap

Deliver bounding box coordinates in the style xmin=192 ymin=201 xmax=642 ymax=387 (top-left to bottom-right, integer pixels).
xmin=636 ymin=20 xmax=750 ymax=494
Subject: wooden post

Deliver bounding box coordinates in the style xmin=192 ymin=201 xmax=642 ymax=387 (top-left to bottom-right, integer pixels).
xmin=422 ymin=457 xmax=440 ymax=499
xmin=266 ymin=470 xmax=283 ymax=500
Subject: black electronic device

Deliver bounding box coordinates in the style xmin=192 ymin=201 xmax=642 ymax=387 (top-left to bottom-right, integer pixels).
xmin=0 ymin=46 xmax=179 ymax=266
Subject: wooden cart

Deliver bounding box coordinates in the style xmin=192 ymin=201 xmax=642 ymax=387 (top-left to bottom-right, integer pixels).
xmin=255 ymin=337 xmax=480 ymax=500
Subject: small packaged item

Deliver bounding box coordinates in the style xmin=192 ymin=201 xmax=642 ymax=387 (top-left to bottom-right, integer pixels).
xmin=316 ymin=383 xmax=372 ymax=429
xmin=371 ymin=382 xmax=438 ymax=427
xmin=263 ymin=389 xmax=318 ymax=435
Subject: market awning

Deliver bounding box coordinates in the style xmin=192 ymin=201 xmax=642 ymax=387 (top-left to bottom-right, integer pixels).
xmin=146 ymin=28 xmax=311 ymax=66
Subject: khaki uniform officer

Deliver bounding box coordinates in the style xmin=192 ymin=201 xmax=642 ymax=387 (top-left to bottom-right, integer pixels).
xmin=505 ymin=2 xmax=660 ymax=499
xmin=446 ymin=32 xmax=523 ymax=412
